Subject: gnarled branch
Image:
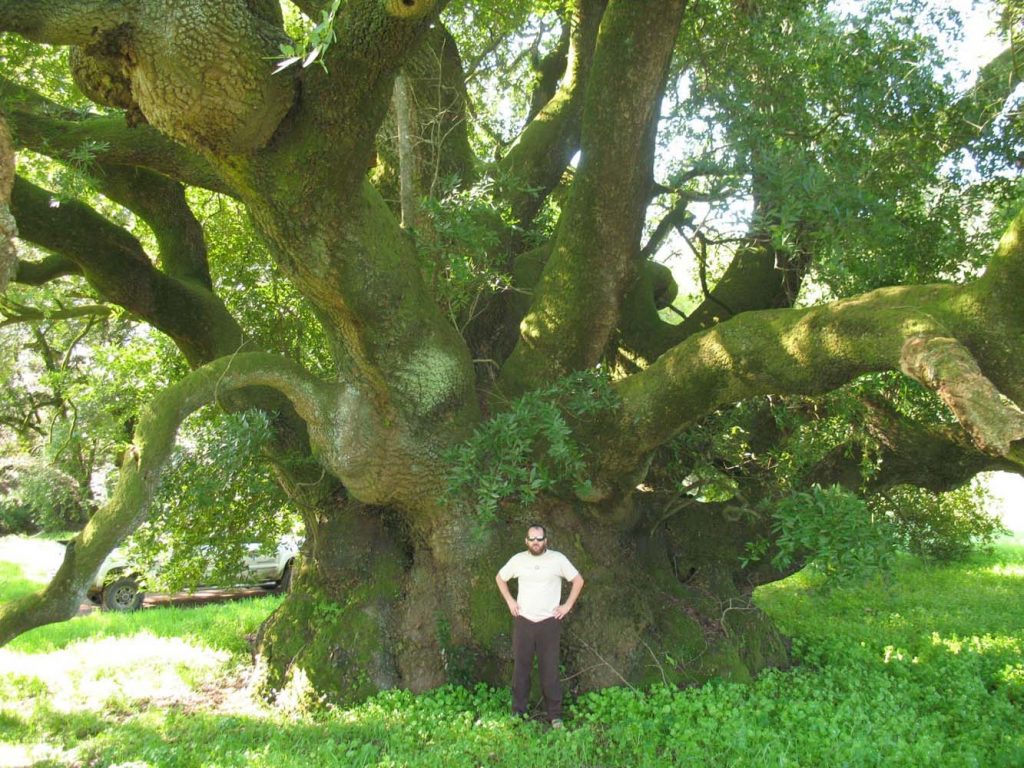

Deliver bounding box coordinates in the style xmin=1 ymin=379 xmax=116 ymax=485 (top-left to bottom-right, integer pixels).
xmin=11 ymin=176 xmax=243 ymax=365
xmin=900 ymin=335 xmax=1024 ymax=457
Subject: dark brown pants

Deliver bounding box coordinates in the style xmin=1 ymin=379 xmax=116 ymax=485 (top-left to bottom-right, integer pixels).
xmin=512 ymin=616 xmax=562 ymax=720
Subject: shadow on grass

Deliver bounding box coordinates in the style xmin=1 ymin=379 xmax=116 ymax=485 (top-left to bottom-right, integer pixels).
xmin=14 ymin=693 xmax=572 ymax=768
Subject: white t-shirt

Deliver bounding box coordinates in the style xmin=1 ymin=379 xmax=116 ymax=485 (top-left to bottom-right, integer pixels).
xmin=498 ymin=549 xmax=580 ymax=622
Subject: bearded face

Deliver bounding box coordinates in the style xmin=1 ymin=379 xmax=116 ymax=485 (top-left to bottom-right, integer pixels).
xmin=525 ymin=527 xmax=547 ymax=555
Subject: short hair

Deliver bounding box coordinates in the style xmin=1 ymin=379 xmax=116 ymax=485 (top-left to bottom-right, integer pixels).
xmin=526 ymin=523 xmax=547 ymax=538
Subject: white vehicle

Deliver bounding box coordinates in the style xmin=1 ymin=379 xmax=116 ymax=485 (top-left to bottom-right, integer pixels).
xmin=86 ymin=538 xmax=301 ymax=612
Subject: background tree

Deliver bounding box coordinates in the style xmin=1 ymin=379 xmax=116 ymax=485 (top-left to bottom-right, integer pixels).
xmin=0 ymin=0 xmax=1021 ymax=705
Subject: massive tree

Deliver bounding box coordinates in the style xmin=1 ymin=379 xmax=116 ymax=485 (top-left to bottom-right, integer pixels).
xmin=1 ymin=0 xmax=1023 ymax=704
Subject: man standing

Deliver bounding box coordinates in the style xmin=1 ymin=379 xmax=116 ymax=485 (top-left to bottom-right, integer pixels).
xmin=496 ymin=524 xmax=584 ymax=728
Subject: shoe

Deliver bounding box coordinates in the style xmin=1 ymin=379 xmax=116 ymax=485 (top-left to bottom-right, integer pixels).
xmin=550 ymin=718 xmax=564 ymax=729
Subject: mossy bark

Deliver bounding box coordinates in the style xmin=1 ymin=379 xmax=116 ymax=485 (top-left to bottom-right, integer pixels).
xmin=498 ymin=0 xmax=688 ymax=397
xmin=253 ymin=497 xmax=408 ymax=706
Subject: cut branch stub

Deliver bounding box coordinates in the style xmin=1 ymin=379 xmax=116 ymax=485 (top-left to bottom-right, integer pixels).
xmin=383 ymin=0 xmax=437 ymax=20
xmin=900 ymin=335 xmax=1024 ymax=457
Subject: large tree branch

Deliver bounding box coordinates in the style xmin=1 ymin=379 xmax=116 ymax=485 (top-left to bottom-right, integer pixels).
xmin=900 ymin=335 xmax=1024 ymax=457
xmin=13 ymin=255 xmax=82 ymax=285
xmin=11 ymin=176 xmax=242 ymax=365
xmin=613 ymin=46 xmax=1024 ymax=370
xmin=498 ymin=0 xmax=689 ymax=397
xmin=283 ymin=0 xmax=445 ymax=195
xmin=454 ymin=2 xmax=608 ymax=381
xmin=9 ymin=165 xmax=342 ymax=545
xmin=620 ymin=224 xmax=807 ymax=365
xmin=943 ymin=46 xmax=1024 ymax=152
xmin=492 ymin=0 xmax=607 ymax=233
xmin=94 ymin=165 xmax=212 ymax=288
xmin=235 ymin=174 xmax=479 ymax=437
xmin=325 ymin=0 xmax=442 ymax=79
xmin=0 ymin=0 xmax=129 ymax=45
xmin=615 ymin=290 xmax=932 ymax=456
xmin=811 ymin=396 xmax=1020 ymax=494
xmin=968 ymin=205 xmax=1024 ymax=407
xmin=0 ymin=77 xmax=228 ymax=193
xmin=618 ymin=144 xmax=814 ymax=365
xmin=583 ymin=279 xmax=1024 ymax=506
xmin=1 ymin=2 xmax=295 ymax=155
xmin=0 ymin=352 xmax=330 ymax=647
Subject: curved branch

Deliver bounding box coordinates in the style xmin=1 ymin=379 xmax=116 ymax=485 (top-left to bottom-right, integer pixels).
xmin=615 ymin=289 xmax=942 ymax=456
xmin=900 ymin=335 xmax=1024 ymax=456
xmin=11 ymin=176 xmax=243 ymax=365
xmin=0 ymin=352 xmax=330 ymax=647
xmin=95 ymin=165 xmax=212 ymax=287
xmin=0 ymin=77 xmax=228 ymax=193
xmin=590 ymin=279 xmax=1024 ymax=495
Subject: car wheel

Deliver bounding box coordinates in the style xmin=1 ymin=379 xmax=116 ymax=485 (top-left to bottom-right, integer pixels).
xmin=101 ymin=575 xmax=143 ymax=612
xmin=277 ymin=561 xmax=293 ymax=594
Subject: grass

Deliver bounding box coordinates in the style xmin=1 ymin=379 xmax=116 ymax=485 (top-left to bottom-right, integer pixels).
xmin=0 ymin=535 xmax=1021 ymax=767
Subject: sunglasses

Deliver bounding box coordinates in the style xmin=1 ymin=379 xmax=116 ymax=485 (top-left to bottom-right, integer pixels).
xmin=526 ymin=536 xmax=546 ymax=542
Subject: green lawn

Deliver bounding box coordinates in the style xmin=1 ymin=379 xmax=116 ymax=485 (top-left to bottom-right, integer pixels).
xmin=0 ymin=535 xmax=1021 ymax=767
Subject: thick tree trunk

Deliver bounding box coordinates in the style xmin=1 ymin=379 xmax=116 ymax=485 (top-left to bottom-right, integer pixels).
xmin=254 ymin=492 xmax=790 ymax=706
xmin=253 ymin=495 xmax=409 ymax=704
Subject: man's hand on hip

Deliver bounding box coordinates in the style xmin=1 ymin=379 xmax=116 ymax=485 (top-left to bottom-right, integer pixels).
xmin=554 ymin=603 xmax=572 ymax=620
